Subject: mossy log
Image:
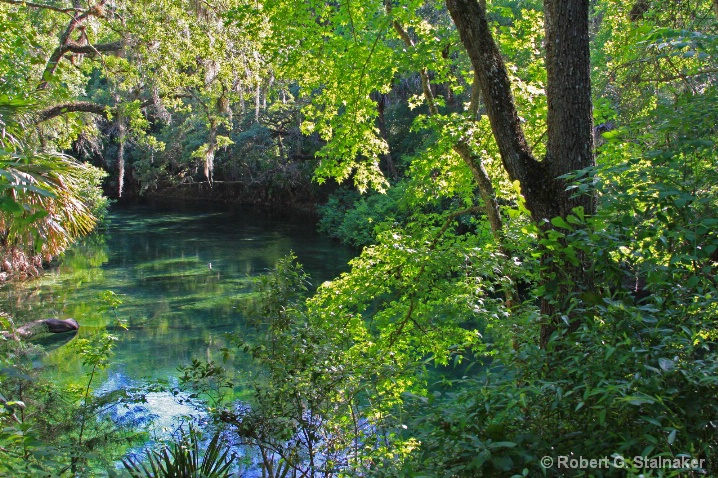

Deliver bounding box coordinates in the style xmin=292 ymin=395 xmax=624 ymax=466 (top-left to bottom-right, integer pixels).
xmin=1 ymin=318 xmax=79 ymax=340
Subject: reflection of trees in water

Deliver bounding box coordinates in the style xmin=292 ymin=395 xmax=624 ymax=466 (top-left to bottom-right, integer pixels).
xmin=0 ymin=234 xmax=110 ymax=324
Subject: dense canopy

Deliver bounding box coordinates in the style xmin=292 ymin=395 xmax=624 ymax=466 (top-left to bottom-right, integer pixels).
xmin=1 ymin=0 xmax=717 ymax=476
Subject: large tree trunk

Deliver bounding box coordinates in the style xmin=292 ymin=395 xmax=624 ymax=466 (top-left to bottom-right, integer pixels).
xmin=539 ymin=0 xmax=595 ymax=346
xmin=544 ymin=0 xmax=594 ymax=219
xmin=446 ymin=0 xmax=595 ymax=347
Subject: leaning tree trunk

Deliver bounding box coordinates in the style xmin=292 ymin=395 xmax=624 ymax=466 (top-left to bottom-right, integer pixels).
xmin=446 ymin=0 xmax=595 ymax=348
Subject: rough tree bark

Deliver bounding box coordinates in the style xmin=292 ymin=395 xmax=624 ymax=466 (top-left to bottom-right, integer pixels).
xmin=543 ymin=0 xmax=595 ymax=219
xmin=446 ymin=0 xmax=595 ymax=347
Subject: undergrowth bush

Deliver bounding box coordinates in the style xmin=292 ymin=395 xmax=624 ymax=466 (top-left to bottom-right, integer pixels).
xmin=317 ymin=182 xmax=415 ymax=247
xmin=383 ymin=134 xmax=718 ymax=476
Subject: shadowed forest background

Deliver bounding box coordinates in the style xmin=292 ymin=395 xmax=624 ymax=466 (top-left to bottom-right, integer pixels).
xmin=1 ymin=0 xmax=717 ymax=476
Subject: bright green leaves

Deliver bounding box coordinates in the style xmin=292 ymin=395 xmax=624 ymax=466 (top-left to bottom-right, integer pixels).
xmin=641 ymin=27 xmax=718 ymax=61
xmin=258 ymin=0 xmax=398 ymax=191
xmin=72 ymin=333 xmax=118 ymax=371
xmin=256 ymin=0 xmax=460 ymax=192
xmin=310 ymin=209 xmax=518 ymax=365
xmin=593 ymin=0 xmax=718 ymax=129
xmin=494 ymin=6 xmax=547 ymax=157
xmin=310 ymin=96 xmax=390 ymax=192
xmin=0 ymin=8 xmax=46 ymax=97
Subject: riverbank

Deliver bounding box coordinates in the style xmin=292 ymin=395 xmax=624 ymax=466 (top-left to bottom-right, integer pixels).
xmin=124 ymin=174 xmax=342 ymax=216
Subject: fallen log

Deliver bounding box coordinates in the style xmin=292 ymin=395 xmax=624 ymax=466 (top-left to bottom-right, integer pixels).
xmin=1 ymin=318 xmax=79 ymax=341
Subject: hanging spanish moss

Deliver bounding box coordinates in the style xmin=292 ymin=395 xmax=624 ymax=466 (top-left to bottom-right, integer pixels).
xmin=204 ymin=120 xmax=217 ymax=185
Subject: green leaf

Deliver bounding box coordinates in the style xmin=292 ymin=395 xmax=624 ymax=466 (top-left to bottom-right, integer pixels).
xmin=487 ymin=441 xmax=517 ymax=449
xmin=626 ymin=396 xmax=656 ymax=406
xmin=551 ymin=216 xmax=573 ymax=230
xmin=491 ymin=455 xmax=514 ymax=471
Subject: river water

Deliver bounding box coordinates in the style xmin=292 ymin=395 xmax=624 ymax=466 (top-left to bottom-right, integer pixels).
xmin=0 ymin=201 xmax=355 ymax=429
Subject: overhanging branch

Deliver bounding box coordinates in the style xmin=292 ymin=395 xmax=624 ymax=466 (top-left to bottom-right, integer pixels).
xmin=61 ymin=40 xmax=124 ymax=55
xmin=37 ymin=0 xmax=110 ymax=90
xmin=35 ymin=102 xmax=109 ymax=123
xmin=0 ymin=0 xmax=81 ymax=14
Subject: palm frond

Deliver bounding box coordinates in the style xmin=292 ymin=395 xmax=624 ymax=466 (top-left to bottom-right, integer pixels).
xmin=0 ymin=95 xmax=37 ymax=150
xmin=0 ymin=94 xmax=103 ymax=257
xmin=122 ymin=427 xmax=236 ymax=478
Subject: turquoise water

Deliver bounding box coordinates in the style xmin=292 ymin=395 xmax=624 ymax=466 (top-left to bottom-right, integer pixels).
xmin=0 ymin=201 xmax=355 ymax=393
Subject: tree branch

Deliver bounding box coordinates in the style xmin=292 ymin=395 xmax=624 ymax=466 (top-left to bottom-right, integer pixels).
xmin=452 ymin=142 xmax=504 ymax=244
xmin=445 ymin=0 xmax=539 ymax=187
xmin=387 ymin=4 xmax=505 ymax=248
xmin=35 ymin=91 xmax=192 ymax=124
xmin=37 ymin=0 xmax=110 ymax=90
xmin=0 ymin=0 xmax=81 ymax=14
xmin=61 ymin=40 xmax=124 ymax=55
xmin=639 ymin=69 xmax=718 ymax=82
xmin=386 ymin=2 xmax=438 ymax=116
xmin=35 ymin=101 xmax=109 ymax=123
